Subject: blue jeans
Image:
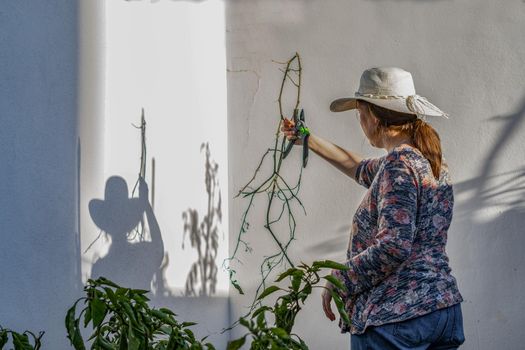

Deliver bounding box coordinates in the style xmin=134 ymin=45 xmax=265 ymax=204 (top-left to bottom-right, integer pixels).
xmin=351 ymin=303 xmax=465 ymax=350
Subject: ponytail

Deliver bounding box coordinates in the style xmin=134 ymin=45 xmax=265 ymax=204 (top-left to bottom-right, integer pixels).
xmin=411 ymin=119 xmax=442 ymax=179
xmin=362 ymin=101 xmax=443 ymax=179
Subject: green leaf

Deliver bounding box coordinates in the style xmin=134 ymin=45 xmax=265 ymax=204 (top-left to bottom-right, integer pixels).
xmin=183 ymin=328 xmax=196 ymax=342
xmin=252 ymin=306 xmax=271 ymax=318
xmin=97 ymin=336 xmax=115 ymax=350
xmin=275 ymin=268 xmax=300 ymax=282
xmin=160 ymin=308 xmax=177 ymax=316
xmin=182 ymin=322 xmax=197 ymax=328
xmin=166 ymin=327 xmax=179 ymax=350
xmin=150 ymin=309 xmax=177 ymax=326
xmin=118 ymin=332 xmax=128 ymax=350
xmin=291 ymin=274 xmax=302 ymax=292
xmin=301 ymin=283 xmax=312 ymax=297
xmin=256 ymin=311 xmax=266 ymax=329
xmin=331 ymin=291 xmax=350 ymax=325
xmin=312 ymin=260 xmax=349 ymax=271
xmin=132 ymin=293 xmax=150 ymax=306
xmin=205 ymin=343 xmax=216 ymax=350
xmin=322 ymin=275 xmax=346 ymax=292
xmin=269 ymin=327 xmax=289 ymax=339
xmin=91 ymin=294 xmax=107 ymax=328
xmin=121 ymin=301 xmax=138 ymax=325
xmin=158 ymin=325 xmax=172 ymax=335
xmin=298 ymin=337 xmax=309 ymax=350
xmin=97 ymin=277 xmax=121 ymax=288
xmin=238 ymin=318 xmax=250 ymax=329
xmin=12 ymin=332 xmax=32 ymax=350
xmin=131 ymin=289 xmax=149 ymax=295
xmin=83 ymin=306 xmax=92 ymax=328
xmin=257 ymin=286 xmax=281 ymax=300
xmin=0 ymin=330 xmax=9 ymax=348
xmin=116 ymin=288 xmax=128 ymax=296
xmin=127 ymin=326 xmax=140 ymax=350
xmin=65 ymin=301 xmax=86 ymax=350
xmin=103 ymin=287 xmax=118 ymax=305
xmin=231 ymin=280 xmax=244 ymax=295
xmin=226 ymin=335 xmax=247 ymax=350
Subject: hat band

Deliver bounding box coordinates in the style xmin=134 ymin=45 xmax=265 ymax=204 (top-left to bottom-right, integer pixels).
xmin=355 ymin=92 xmax=407 ymax=99
xmin=355 ymin=92 xmax=449 ymax=119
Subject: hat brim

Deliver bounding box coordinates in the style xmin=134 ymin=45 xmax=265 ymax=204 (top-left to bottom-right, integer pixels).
xmin=330 ymin=97 xmax=444 ymax=117
xmin=89 ymin=198 xmax=144 ymax=233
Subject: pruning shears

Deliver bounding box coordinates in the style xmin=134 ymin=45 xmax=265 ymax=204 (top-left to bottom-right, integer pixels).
xmin=283 ymin=108 xmax=310 ymax=168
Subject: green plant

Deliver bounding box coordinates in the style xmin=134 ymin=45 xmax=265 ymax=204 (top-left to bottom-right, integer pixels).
xmin=225 ymin=52 xmax=305 ymax=311
xmin=227 ymin=260 xmax=350 ymax=350
xmin=65 ymin=277 xmax=214 ymax=350
xmin=0 ymin=326 xmax=44 ymax=350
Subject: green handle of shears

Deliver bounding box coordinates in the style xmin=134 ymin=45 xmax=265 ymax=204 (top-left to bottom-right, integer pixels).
xmin=282 ymin=109 xmax=308 ymax=168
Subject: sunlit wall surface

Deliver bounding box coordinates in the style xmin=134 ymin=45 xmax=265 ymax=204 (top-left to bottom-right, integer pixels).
xmin=81 ymin=0 xmax=228 ymax=298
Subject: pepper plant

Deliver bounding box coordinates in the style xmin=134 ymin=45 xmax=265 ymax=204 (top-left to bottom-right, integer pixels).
xmin=0 ymin=327 xmax=43 ymax=350
xmin=65 ymin=277 xmax=214 ymax=350
xmin=227 ymin=260 xmax=350 ymax=350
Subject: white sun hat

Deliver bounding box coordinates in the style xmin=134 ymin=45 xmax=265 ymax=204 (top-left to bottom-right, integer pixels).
xmin=330 ymin=67 xmax=449 ymax=119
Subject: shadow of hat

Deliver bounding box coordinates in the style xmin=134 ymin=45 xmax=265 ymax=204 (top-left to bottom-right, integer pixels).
xmin=89 ymin=176 xmax=144 ymax=234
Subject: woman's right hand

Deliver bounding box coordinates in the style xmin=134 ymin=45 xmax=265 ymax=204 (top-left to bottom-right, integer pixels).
xmin=281 ymin=118 xmax=303 ymax=145
xmin=322 ymin=284 xmax=336 ymax=322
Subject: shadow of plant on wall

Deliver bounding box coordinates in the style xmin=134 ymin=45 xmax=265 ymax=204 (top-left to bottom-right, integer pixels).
xmin=451 ymin=97 xmax=525 ymax=346
xmin=454 ymin=97 xmax=525 ymax=218
xmin=181 ymin=142 xmax=222 ymax=297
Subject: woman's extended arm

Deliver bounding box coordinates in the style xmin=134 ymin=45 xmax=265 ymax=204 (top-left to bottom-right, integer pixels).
xmin=139 ymin=178 xmax=164 ymax=255
xmin=281 ymin=118 xmax=363 ymax=180
xmin=308 ymin=134 xmax=363 ymax=180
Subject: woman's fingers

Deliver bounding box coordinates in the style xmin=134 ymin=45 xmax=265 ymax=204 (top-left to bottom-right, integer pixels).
xmin=281 ymin=118 xmax=295 ymax=131
xmin=280 ymin=118 xmax=304 ymax=145
xmin=322 ymin=290 xmax=336 ymax=321
xmin=281 ymin=118 xmax=297 ymax=138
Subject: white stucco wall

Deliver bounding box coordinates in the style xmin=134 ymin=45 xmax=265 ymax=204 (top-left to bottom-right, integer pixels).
xmin=226 ymin=1 xmax=525 ymax=349
xmin=0 ymin=1 xmax=81 ymax=348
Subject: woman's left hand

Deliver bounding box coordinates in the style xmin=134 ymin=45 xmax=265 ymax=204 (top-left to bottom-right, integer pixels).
xmin=322 ymin=281 xmax=336 ymax=321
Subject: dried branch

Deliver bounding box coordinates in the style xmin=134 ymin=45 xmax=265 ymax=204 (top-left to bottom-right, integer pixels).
xmin=223 ymin=53 xmax=306 ymax=330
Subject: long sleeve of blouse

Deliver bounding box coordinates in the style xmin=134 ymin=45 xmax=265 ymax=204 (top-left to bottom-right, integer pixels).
xmin=334 ymin=152 xmax=418 ymax=297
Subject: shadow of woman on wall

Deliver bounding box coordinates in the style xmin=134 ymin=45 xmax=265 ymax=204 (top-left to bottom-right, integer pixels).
xmin=89 ymin=176 xmax=164 ymax=291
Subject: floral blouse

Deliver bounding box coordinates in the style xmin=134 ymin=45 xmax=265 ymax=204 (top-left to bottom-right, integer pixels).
xmin=332 ymin=144 xmax=463 ymax=335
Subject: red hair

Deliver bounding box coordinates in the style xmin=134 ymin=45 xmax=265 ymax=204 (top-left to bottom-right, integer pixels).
xmin=360 ymin=101 xmax=442 ymax=179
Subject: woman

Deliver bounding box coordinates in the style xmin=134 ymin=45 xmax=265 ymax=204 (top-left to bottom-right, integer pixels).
xmin=282 ymin=67 xmax=465 ymax=349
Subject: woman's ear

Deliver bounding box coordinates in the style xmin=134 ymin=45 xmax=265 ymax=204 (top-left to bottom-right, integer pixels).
xmin=367 ymin=107 xmax=379 ymax=126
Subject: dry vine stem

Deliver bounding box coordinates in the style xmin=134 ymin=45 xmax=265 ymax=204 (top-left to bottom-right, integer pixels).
xmin=224 ymin=52 xmax=306 ymax=313
xmin=84 ymin=109 xmax=148 ymax=253
xmin=130 ymin=108 xmax=148 ymax=241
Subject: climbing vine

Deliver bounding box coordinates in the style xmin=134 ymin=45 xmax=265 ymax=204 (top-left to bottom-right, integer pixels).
xmin=224 ymin=53 xmax=306 ymax=312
